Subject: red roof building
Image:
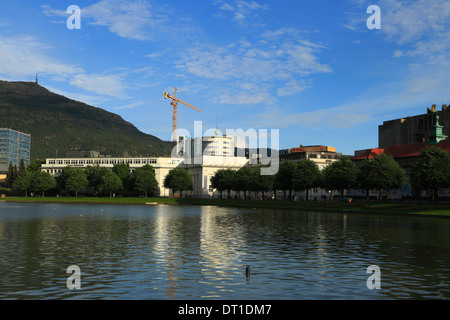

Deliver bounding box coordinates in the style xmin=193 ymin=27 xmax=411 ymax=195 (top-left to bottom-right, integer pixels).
xmin=352 ymin=140 xmax=450 ymax=168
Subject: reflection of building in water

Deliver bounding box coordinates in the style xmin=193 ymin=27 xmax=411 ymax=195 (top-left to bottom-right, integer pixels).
xmin=199 ymin=207 xmax=246 ymax=284
xmin=153 ymin=206 xmax=182 ymax=299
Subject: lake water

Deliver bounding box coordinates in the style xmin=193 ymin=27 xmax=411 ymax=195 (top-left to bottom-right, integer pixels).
xmin=0 ymin=202 xmax=449 ymax=300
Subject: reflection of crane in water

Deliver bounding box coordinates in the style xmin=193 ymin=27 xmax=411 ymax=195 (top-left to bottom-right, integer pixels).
xmin=163 ymin=88 xmax=201 ymax=142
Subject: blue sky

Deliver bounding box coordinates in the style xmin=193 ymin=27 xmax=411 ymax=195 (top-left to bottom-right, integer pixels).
xmin=1 ymin=0 xmax=450 ymax=155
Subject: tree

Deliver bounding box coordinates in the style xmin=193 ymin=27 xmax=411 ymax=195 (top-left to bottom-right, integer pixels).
xmin=357 ymin=159 xmax=377 ymax=201
xmin=56 ymin=166 xmax=74 ymax=190
xmin=293 ymin=159 xmax=322 ymax=201
xmin=85 ymin=165 xmax=110 ymax=194
xmin=27 ymin=159 xmax=45 ymax=172
xmin=113 ymin=163 xmax=131 ymax=190
xmin=99 ymin=170 xmax=122 ymax=198
xmin=322 ymin=157 xmax=358 ymax=200
xmin=274 ymin=160 xmax=298 ymax=200
xmin=410 ymin=146 xmax=450 ymax=203
xmin=211 ymin=169 xmax=236 ymax=199
xmin=210 ymin=169 xmax=227 ymax=199
xmin=30 ymin=171 xmax=56 ymax=197
xmin=65 ymin=169 xmax=89 ymax=197
xmin=5 ymin=162 xmax=16 ymax=188
xmin=358 ymin=154 xmax=406 ymax=201
xmin=133 ymin=165 xmax=158 ymax=198
xmin=233 ymin=167 xmax=254 ymax=199
xmin=13 ymin=170 xmax=33 ymax=197
xmin=163 ymin=168 xmax=193 ymax=198
xmin=252 ymin=167 xmax=275 ymax=199
xmin=18 ymin=159 xmax=26 ymax=174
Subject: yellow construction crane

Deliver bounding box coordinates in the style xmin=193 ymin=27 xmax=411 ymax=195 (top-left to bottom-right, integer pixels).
xmin=163 ymin=88 xmax=201 ymax=142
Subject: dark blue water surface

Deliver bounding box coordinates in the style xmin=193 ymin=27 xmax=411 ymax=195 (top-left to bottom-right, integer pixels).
xmin=0 ymin=202 xmax=449 ymax=300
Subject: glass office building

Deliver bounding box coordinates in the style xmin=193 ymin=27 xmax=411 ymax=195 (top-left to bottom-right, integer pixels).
xmin=0 ymin=128 xmax=31 ymax=172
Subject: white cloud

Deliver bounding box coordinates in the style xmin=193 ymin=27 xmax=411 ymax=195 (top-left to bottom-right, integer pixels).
xmin=0 ymin=35 xmax=82 ymax=79
xmin=45 ymin=86 xmax=109 ymax=107
xmin=43 ymin=0 xmax=173 ymax=41
xmin=214 ymin=0 xmax=268 ymax=26
xmin=257 ymin=105 xmax=372 ymax=130
xmin=255 ymin=54 xmax=450 ymax=132
xmin=70 ymin=73 xmax=129 ymax=99
xmin=82 ymin=0 xmax=155 ymax=40
xmin=393 ymin=50 xmax=403 ymax=58
xmin=212 ymin=91 xmax=276 ymax=105
xmin=178 ymin=30 xmax=331 ymax=104
xmin=112 ymin=100 xmax=151 ymax=110
xmin=379 ymin=0 xmax=450 ymax=44
xmin=0 ymin=34 xmax=132 ymax=102
xmin=346 ymin=0 xmax=450 ymax=57
xmin=277 ymin=80 xmax=309 ymax=97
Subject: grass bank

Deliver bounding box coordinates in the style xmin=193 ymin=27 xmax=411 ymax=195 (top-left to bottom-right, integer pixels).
xmin=2 ymin=196 xmax=450 ymax=218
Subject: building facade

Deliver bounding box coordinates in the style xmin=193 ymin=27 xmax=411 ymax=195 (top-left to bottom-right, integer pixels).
xmin=379 ymin=104 xmax=450 ymax=148
xmin=40 ymin=140 xmax=345 ymax=200
xmin=352 ymin=140 xmax=450 ymax=200
xmin=177 ymin=134 xmax=235 ymax=159
xmin=41 ymin=154 xmax=249 ymax=198
xmin=0 ymin=128 xmax=31 ymax=173
xmin=280 ymin=145 xmax=342 ymax=170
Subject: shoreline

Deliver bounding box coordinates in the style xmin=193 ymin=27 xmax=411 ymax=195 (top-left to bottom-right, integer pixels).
xmin=2 ymin=196 xmax=450 ymax=218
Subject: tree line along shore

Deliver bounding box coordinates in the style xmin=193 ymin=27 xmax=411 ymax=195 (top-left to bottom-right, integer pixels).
xmin=1 ymin=146 xmax=450 ymax=214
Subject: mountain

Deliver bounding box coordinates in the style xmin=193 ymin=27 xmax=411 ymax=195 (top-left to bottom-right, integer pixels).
xmin=0 ymin=80 xmax=173 ymax=160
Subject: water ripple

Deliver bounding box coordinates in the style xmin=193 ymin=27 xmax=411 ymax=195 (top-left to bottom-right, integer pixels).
xmin=0 ymin=203 xmax=450 ymax=299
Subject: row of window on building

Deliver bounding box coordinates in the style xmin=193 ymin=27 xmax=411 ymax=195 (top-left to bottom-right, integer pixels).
xmin=0 ymin=128 xmax=31 ymax=172
xmin=47 ymin=158 xmax=159 ymax=166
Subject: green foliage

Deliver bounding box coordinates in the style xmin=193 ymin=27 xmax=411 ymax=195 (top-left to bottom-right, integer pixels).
xmin=19 ymin=159 xmax=25 ymax=173
xmin=56 ymin=166 xmax=74 ymax=190
xmin=322 ymin=157 xmax=358 ymax=199
xmin=358 ymin=154 xmax=406 ymax=201
xmin=163 ymin=168 xmax=193 ymax=197
xmin=251 ymin=167 xmax=275 ymax=198
xmin=210 ymin=169 xmax=236 ymax=198
xmin=99 ymin=170 xmax=122 ymax=198
xmin=112 ymin=163 xmax=130 ymax=182
xmin=27 ymin=159 xmax=46 ymax=172
xmin=65 ymin=168 xmax=89 ymax=197
xmin=132 ymin=165 xmax=158 ymax=197
xmin=13 ymin=170 xmax=33 ymax=197
xmin=85 ymin=165 xmax=110 ymax=194
xmin=410 ymin=147 xmax=450 ymax=203
xmin=0 ymin=81 xmax=172 ymax=160
xmin=5 ymin=162 xmax=15 ymax=188
xmin=112 ymin=163 xmax=133 ymax=191
xmin=30 ymin=171 xmax=56 ymax=197
xmin=233 ymin=167 xmax=255 ymax=199
xmin=274 ymin=160 xmax=298 ymax=199
xmin=293 ymin=159 xmax=322 ymax=201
